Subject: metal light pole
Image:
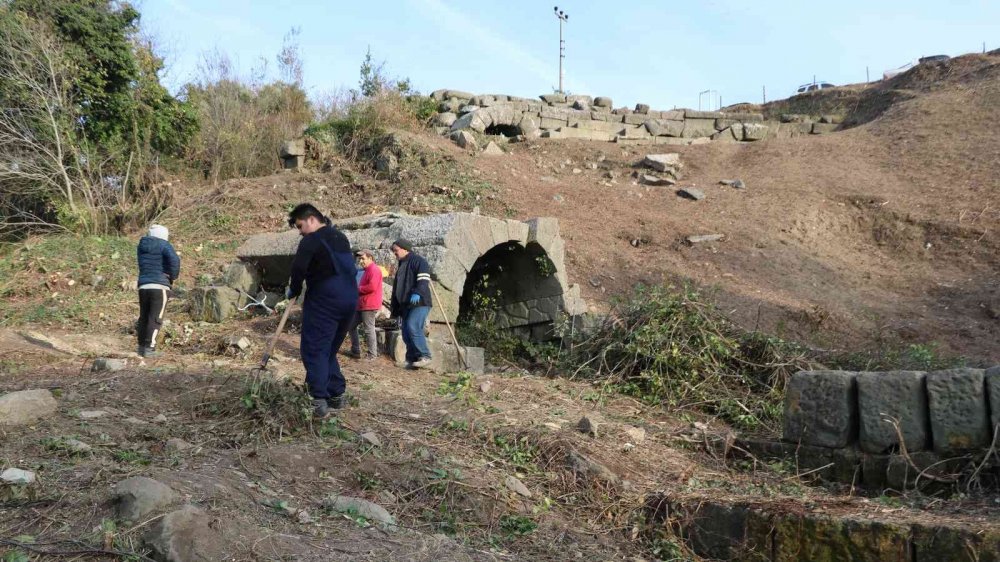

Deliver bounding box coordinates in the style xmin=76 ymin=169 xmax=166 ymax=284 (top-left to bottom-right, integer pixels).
xmin=554 ymin=6 xmax=569 ymax=94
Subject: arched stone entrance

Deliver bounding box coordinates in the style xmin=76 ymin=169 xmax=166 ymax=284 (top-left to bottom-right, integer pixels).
xmin=235 ymin=212 xmax=585 ymax=340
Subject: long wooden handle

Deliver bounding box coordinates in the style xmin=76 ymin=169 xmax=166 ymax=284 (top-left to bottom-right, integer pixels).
xmin=428 ymin=282 xmax=467 ymax=370
xmin=259 ymin=294 xmax=297 ymax=369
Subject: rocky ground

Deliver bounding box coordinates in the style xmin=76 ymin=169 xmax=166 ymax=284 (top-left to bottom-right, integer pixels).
xmin=3 ymin=329 xmax=1000 ymax=561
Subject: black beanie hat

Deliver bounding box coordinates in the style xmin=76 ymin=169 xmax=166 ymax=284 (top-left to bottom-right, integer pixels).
xmin=392 ymin=238 xmax=413 ymax=251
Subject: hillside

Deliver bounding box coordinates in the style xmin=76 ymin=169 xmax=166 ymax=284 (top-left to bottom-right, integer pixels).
xmin=2 ymin=51 xmax=1000 ymax=562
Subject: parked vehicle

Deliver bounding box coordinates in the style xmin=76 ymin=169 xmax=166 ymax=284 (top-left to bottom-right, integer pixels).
xmin=796 ymin=82 xmax=836 ymax=94
xmin=919 ymin=54 xmax=950 ymax=64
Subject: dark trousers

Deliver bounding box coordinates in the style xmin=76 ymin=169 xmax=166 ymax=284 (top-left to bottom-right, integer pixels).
xmin=349 ymin=310 xmax=378 ymax=358
xmin=137 ymin=288 xmax=168 ymax=349
xmin=300 ymin=279 xmax=356 ymax=400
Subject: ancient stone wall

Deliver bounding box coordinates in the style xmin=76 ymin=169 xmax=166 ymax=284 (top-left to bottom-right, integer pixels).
xmin=429 ymin=89 xmax=842 ymax=147
xmin=767 ymin=367 xmax=1000 ymax=488
xmin=783 ymin=368 xmax=1000 ymax=454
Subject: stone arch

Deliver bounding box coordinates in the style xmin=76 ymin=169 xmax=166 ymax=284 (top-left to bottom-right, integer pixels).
xmin=450 ymin=106 xmax=541 ymax=139
xmin=235 ymin=212 xmax=585 ymax=340
xmin=458 ymin=240 xmax=566 ymax=338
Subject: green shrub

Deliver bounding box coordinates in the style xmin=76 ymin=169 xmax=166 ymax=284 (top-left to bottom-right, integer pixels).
xmin=564 ymin=284 xmax=809 ymax=432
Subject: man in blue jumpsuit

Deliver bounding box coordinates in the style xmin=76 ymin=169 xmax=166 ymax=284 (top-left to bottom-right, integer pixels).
xmin=286 ymin=203 xmax=358 ymax=418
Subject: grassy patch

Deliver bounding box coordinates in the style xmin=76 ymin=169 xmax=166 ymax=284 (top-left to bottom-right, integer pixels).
xmin=0 ymin=234 xmax=135 ymax=327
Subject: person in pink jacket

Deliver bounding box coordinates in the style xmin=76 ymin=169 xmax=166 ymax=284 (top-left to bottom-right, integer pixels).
xmin=349 ymin=249 xmax=384 ymax=359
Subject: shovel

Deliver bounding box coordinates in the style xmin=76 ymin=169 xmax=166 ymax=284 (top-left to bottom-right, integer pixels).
xmin=255 ymin=294 xmax=298 ymax=374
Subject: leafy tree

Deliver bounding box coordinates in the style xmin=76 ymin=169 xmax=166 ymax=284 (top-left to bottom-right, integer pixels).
xmin=6 ymin=0 xmax=195 ymax=158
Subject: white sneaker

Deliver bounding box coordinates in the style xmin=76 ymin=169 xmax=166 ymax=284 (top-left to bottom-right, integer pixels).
xmin=412 ymin=357 xmax=432 ymax=369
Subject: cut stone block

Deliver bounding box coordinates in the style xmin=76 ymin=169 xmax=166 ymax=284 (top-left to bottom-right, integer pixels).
xmin=279 ymin=139 xmax=304 ymax=157
xmin=856 ymin=371 xmax=929 ymax=453
xmin=926 ymin=368 xmax=989 ymax=452
xmin=681 ymin=118 xmax=717 ymax=138
xmin=782 ymin=370 xmax=858 ymax=448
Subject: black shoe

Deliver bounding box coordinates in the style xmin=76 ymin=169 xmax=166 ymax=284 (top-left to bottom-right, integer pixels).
xmin=139 ymin=347 xmax=162 ymax=358
xmin=327 ymin=394 xmax=347 ymax=410
xmin=312 ymin=399 xmax=330 ymax=418
xmin=348 ymin=351 xmax=362 ymax=359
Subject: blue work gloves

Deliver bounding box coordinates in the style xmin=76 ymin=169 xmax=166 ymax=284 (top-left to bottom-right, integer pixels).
xmin=409 ymin=294 xmax=421 ymax=305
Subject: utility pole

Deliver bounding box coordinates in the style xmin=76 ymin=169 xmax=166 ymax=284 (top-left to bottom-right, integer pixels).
xmin=554 ymin=7 xmax=569 ymax=94
xmin=866 ymin=66 xmax=870 ymax=82
xmin=762 ymin=85 xmax=766 ymax=104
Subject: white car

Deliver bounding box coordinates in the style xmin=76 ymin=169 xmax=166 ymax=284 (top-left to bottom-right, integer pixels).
xmin=796 ymin=82 xmax=835 ymax=94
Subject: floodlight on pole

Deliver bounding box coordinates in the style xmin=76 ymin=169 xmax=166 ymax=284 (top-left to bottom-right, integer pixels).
xmin=554 ymin=6 xmax=569 ymax=94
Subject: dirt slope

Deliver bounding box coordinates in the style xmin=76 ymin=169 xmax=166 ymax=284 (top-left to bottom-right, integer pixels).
xmin=466 ymin=53 xmax=1000 ymax=361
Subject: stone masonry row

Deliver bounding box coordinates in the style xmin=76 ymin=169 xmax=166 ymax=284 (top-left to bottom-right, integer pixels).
xmin=783 ymin=367 xmax=1000 ymax=455
xmin=428 ymin=89 xmax=840 ymax=146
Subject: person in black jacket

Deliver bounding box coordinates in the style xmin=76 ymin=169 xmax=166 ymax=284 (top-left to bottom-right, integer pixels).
xmin=390 ymin=239 xmax=433 ymax=369
xmin=286 ymin=204 xmax=359 ymax=418
xmin=135 ymin=224 xmax=181 ymax=358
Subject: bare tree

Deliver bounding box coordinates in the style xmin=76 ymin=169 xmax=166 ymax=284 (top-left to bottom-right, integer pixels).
xmin=0 ymin=14 xmax=106 ymax=234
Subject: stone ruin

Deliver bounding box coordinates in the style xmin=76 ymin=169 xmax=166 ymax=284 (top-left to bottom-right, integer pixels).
xmin=218 ymin=212 xmax=587 ymax=373
xmin=280 ymin=139 xmax=305 ymax=170
xmin=428 ymin=88 xmax=841 ymax=148
xmin=742 ymin=366 xmax=1000 ymax=490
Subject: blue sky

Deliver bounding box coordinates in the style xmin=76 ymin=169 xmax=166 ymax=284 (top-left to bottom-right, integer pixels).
xmin=141 ymin=0 xmax=999 ymax=110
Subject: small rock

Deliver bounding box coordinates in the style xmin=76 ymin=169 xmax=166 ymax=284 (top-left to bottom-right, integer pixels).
xmin=144 ymin=505 xmax=227 ymax=561
xmin=678 ymin=187 xmax=705 ymax=201
xmin=165 ymin=438 xmax=193 ymax=454
xmin=553 ymin=194 xmax=565 ymax=203
xmin=63 ymin=438 xmax=93 ymax=453
xmin=625 ymin=426 xmax=646 ymax=444
xmin=0 ymin=389 xmax=57 ymax=426
xmin=407 ymin=413 xmax=421 ymax=420
xmin=604 ymin=170 xmax=619 ymax=180
xmin=640 ymin=174 xmax=676 ymax=186
xmin=577 ymin=416 xmax=598 ymax=437
xmin=540 ymin=176 xmax=557 ymax=183
xmin=479 ymin=381 xmax=493 ymax=393
xmin=1 ymin=468 xmax=36 ymax=485
xmin=642 ymin=153 xmax=681 ymax=172
xmin=566 ymin=450 xmax=620 ymax=484
xmin=323 ymin=495 xmax=396 ymax=526
xmin=588 ymin=163 xmax=598 ymax=170
xmin=452 ymin=131 xmax=477 ymax=150
xmin=572 ymin=168 xmax=582 ymax=174
xmin=296 ymin=509 xmax=314 ymax=524
xmin=504 ymin=476 xmax=533 ymax=498
xmin=543 ymin=422 xmax=562 ymax=431
xmin=588 ymin=278 xmax=602 ymax=288
xmin=360 ymin=432 xmax=382 ymax=448
xmin=226 ymin=336 xmax=251 ymax=351
xmin=92 ymin=358 xmax=126 ymax=372
xmin=114 ymin=477 xmax=177 ymax=521
xmin=124 ymin=417 xmax=148 ymax=425
xmin=153 ymin=414 xmax=168 ymax=423
xmin=719 ymin=179 xmax=746 ymax=189
xmin=686 ymin=234 xmax=725 ymax=244
xmin=481 ymin=141 xmax=505 ymax=156
xmin=79 ymin=410 xmax=109 ymax=420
